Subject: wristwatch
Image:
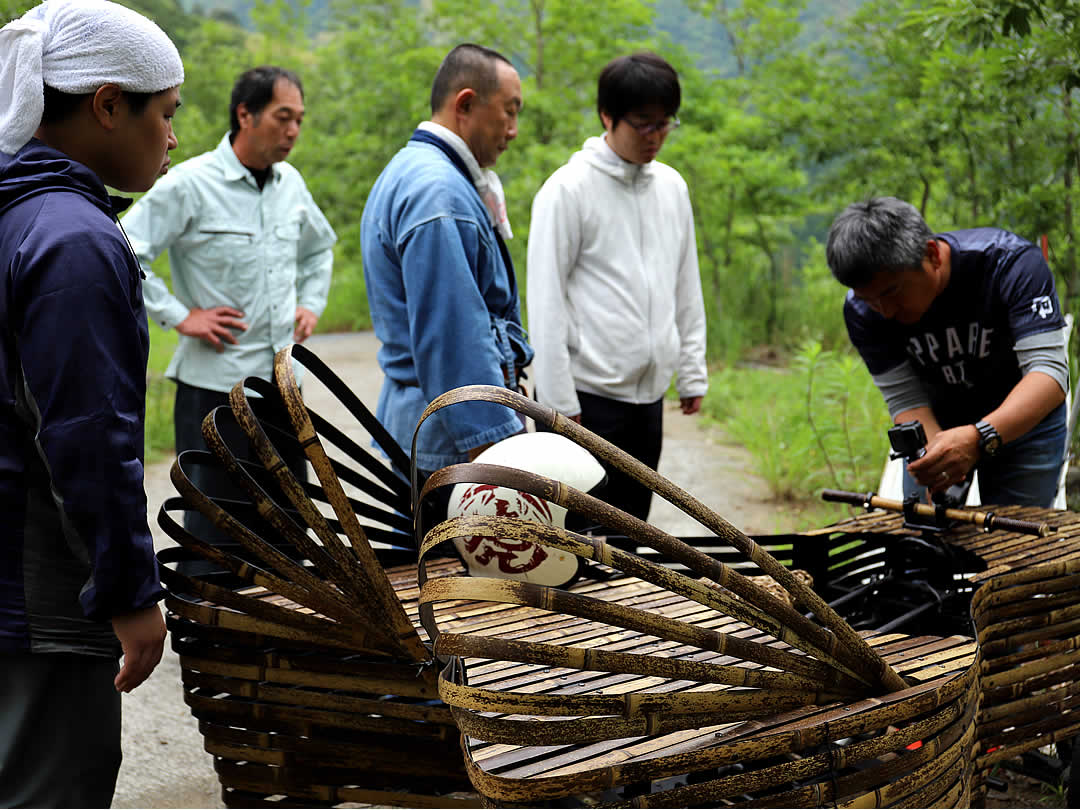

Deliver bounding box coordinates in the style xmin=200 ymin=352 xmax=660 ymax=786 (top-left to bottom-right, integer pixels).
xmin=975 ymin=420 xmax=1002 ymax=457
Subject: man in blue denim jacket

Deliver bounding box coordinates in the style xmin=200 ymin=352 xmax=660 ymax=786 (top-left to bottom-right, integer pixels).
xmin=362 ymin=43 xmax=533 ymax=477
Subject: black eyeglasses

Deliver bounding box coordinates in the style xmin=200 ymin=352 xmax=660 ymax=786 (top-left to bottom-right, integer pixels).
xmin=625 ymin=115 xmax=680 ymax=136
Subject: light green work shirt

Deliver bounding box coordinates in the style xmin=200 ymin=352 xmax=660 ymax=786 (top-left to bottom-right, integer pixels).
xmin=122 ymin=134 xmax=336 ymax=392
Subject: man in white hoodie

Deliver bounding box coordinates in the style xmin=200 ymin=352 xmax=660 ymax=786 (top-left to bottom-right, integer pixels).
xmin=527 ymin=51 xmax=708 ymax=523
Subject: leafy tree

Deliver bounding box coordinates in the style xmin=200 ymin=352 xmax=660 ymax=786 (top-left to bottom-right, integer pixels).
xmin=299 ymin=0 xmax=440 ymax=329
xmin=675 ymin=0 xmax=825 ymax=349
xmin=423 ymin=0 xmax=663 ymax=295
xmin=912 ymin=0 xmax=1080 ymax=307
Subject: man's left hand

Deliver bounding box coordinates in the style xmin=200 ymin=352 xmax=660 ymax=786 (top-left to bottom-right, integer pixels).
xmin=680 ymin=396 xmax=703 ymax=415
xmin=294 ymin=306 xmax=319 ymax=342
xmin=111 ymin=604 xmax=167 ymax=693
xmin=908 ymin=423 xmax=980 ymax=492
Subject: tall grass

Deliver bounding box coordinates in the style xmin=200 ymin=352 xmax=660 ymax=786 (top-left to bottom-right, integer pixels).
xmin=701 ymin=339 xmax=893 ymax=527
xmin=145 ymin=327 xmax=179 ymax=463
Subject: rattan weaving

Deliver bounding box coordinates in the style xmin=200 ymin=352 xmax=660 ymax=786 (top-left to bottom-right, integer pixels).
xmin=815 ymin=506 xmax=1080 ymax=802
xmin=411 ymin=385 xmax=979 ymax=806
xmin=157 ymin=347 xmax=993 ymax=807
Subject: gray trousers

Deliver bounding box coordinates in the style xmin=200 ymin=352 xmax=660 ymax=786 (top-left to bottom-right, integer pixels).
xmin=0 ymin=652 xmax=121 ymax=808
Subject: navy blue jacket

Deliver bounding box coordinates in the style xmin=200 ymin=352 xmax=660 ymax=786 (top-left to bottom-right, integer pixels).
xmin=0 ymin=140 xmax=162 ymax=656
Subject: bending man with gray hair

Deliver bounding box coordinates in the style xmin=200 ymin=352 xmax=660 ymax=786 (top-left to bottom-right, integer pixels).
xmin=826 ymin=196 xmax=1068 ymax=507
xmin=0 ymin=0 xmax=184 ymax=804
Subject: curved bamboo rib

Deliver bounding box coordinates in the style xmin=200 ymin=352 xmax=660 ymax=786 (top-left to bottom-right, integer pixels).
xmin=155 ymin=346 xmax=484 ymax=807
xmin=198 ymin=408 xmax=373 ymax=599
xmin=403 ymin=384 xmax=995 ymax=806
xmin=422 ymin=480 xmax=867 ymax=685
xmin=457 ymin=671 xmax=979 ymax=805
xmin=433 ymin=630 xmax=848 ymax=694
xmin=421 ymin=575 xmax=854 ymax=687
xmin=272 ymin=348 xmax=428 ymax=660
xmin=158 ymin=491 xmax=376 ymax=635
xmin=437 ymin=678 xmax=849 ymax=717
xmin=186 ymin=393 xmax=422 ymax=659
xmin=156 ymin=346 xmax=994 ymax=808
xmin=243 ymin=373 xmax=410 ymax=511
xmin=156 ymin=346 xmax=431 ymax=663
xmin=414 ymin=384 xmax=905 ymax=693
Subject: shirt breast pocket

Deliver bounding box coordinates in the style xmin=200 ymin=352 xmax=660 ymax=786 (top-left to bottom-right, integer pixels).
xmin=272 ymin=221 xmax=302 ymax=253
xmin=196 ymin=225 xmax=257 ymax=271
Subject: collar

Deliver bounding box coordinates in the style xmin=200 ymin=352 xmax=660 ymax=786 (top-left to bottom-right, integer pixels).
xmin=415 ymin=121 xmax=513 ymax=240
xmin=578 ymin=135 xmax=653 ymax=186
xmin=598 ymin=134 xmax=628 ymax=166
xmin=215 ymin=133 xmax=281 ymax=187
xmin=417 ymin=121 xmax=485 ymax=186
xmin=110 ymin=195 xmax=133 ymax=215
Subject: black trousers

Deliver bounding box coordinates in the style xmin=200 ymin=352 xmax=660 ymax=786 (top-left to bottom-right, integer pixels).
xmin=0 ymin=653 xmax=121 ymax=808
xmin=572 ymin=391 xmax=664 ymax=524
xmin=173 ymin=381 xmax=307 ymax=576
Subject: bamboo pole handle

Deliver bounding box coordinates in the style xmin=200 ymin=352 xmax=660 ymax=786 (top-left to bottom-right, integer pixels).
xmin=821 ymin=489 xmax=1052 ymax=537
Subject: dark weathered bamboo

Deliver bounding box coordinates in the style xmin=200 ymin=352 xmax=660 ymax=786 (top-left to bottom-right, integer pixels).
xmin=821 ymin=488 xmax=1053 ymax=536
xmin=157 ymin=348 xmax=1052 ymax=807
xmin=155 ymin=348 xmax=477 ymax=807
xmin=414 ymin=386 xmax=906 ymax=693
xmin=400 ymin=386 xmax=1001 ymax=806
xmin=815 ymin=505 xmax=1080 ymax=802
xmin=422 ymin=511 xmax=864 ymax=682
xmin=270 ymin=349 xmax=429 ymax=661
xmin=456 ymin=668 xmax=978 ymax=806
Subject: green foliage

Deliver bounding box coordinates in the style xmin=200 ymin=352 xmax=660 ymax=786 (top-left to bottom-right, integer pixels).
xmin=14 ymin=0 xmax=1078 ymax=499
xmin=145 ymin=261 xmax=180 ymax=461
xmin=703 ymin=341 xmax=892 ymax=500
xmin=0 ymin=1 xmax=34 ymax=20
xmin=145 ymin=371 xmax=177 ymax=462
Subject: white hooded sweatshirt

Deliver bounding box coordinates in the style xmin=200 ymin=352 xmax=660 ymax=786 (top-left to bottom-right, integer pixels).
xmin=527 ymin=135 xmax=708 ymax=416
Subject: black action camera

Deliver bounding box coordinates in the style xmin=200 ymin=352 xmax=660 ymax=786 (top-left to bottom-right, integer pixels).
xmin=888 ymin=420 xmax=928 ymax=462
xmin=886 ymin=419 xmax=970 ymax=513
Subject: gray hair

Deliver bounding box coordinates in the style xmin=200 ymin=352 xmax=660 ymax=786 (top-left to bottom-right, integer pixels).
xmin=825 ymin=197 xmax=933 ymax=288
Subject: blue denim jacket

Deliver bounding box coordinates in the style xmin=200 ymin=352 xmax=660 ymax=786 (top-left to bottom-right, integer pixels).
xmin=361 ymin=133 xmax=533 ymax=470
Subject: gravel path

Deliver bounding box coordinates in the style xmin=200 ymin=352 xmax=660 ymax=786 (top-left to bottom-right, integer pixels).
xmin=112 ymin=331 xmax=788 ymax=809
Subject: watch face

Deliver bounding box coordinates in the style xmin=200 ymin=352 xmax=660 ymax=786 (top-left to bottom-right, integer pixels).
xmin=978 ymin=421 xmax=1002 ymax=456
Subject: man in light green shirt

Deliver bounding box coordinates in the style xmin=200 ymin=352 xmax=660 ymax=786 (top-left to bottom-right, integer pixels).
xmin=122 ymin=66 xmax=335 ymax=568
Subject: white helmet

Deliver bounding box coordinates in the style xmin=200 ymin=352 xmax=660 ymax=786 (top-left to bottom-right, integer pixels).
xmin=447 ymin=432 xmax=605 ymax=587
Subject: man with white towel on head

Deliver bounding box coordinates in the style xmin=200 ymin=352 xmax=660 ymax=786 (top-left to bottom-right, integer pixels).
xmin=0 ymin=1 xmax=184 ymax=804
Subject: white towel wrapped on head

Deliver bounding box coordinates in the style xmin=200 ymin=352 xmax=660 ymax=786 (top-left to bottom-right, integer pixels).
xmin=0 ymin=0 xmax=184 ymax=154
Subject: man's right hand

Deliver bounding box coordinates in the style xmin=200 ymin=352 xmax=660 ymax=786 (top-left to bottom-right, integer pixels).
xmin=176 ymin=306 xmax=248 ymax=352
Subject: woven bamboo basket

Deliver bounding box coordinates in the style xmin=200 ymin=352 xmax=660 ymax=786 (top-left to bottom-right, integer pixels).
xmin=156 ymin=346 xmax=995 ymax=807
xmin=807 ymin=506 xmax=1080 ymax=802
xmin=411 ymin=385 xmax=980 ymax=807
xmin=156 ymin=345 xmax=476 ymax=807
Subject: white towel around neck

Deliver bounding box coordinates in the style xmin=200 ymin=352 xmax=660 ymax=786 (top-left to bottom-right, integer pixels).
xmin=418 ymin=120 xmax=513 ymax=240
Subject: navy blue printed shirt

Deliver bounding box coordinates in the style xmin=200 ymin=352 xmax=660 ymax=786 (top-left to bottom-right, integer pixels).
xmin=845 ymin=228 xmax=1065 ymax=429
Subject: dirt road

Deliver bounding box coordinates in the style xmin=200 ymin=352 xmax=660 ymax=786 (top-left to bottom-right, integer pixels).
xmin=112 ymin=331 xmax=791 ymax=809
